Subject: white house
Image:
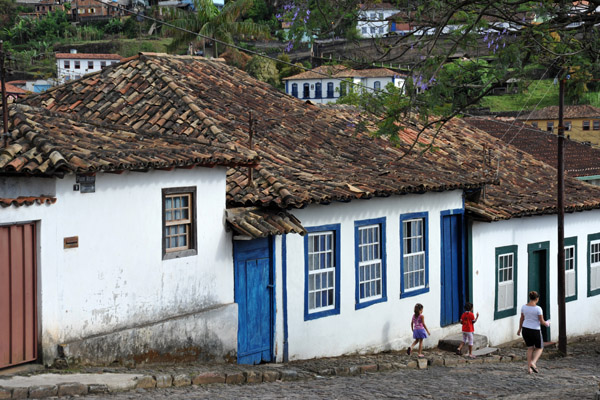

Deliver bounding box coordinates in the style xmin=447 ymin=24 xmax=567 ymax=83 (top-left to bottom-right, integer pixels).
xmin=20 ymin=53 xmax=600 ymax=367
xmin=55 ymin=50 xmax=122 ymax=82
xmin=283 ymin=64 xmax=406 ymax=104
xmin=0 ymin=103 xmax=259 ymax=369
xmin=357 ymin=2 xmax=400 ymax=38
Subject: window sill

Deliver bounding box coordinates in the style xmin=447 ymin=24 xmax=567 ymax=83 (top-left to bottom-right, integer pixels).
xmin=163 ymin=248 xmax=198 ymax=260
xmin=588 ymin=288 xmax=600 ymax=297
xmin=304 ymin=307 xmax=340 ymax=321
xmin=355 ymin=296 xmax=387 ymax=310
xmin=494 ymin=307 xmax=517 ymax=320
xmin=400 ymin=287 xmax=429 ymax=299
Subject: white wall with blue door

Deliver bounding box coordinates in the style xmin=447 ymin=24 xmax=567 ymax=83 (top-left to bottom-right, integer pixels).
xmin=273 ymin=190 xmax=466 ymax=361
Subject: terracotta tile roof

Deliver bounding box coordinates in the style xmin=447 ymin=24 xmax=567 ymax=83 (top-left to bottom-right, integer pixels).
xmin=464 ymin=117 xmax=600 ymax=178
xmin=0 ymin=104 xmax=259 ymax=176
xmin=22 ymin=53 xmax=600 ymax=221
xmin=25 ymin=54 xmax=239 ymax=145
xmin=6 ymin=83 xmax=27 ymax=94
xmin=0 ymin=196 xmax=56 ymax=208
xmin=456 ymin=118 xmax=600 ymax=221
xmin=24 ymin=53 xmax=490 ymax=207
xmin=283 ymin=65 xmax=400 ymax=80
xmin=55 ymin=53 xmax=123 ymax=60
xmin=226 ymin=207 xmax=306 ymax=238
xmin=521 ymin=105 xmax=600 ymax=120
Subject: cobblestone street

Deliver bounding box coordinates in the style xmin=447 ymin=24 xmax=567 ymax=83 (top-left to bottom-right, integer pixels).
xmin=82 ymin=338 xmax=600 ymax=400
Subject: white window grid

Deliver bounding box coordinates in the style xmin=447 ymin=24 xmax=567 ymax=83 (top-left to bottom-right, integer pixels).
xmin=358 ymin=224 xmax=382 ymax=301
xmin=497 ymin=253 xmax=514 ymax=311
xmin=403 ymin=218 xmax=425 ymax=292
xmin=164 ymin=193 xmax=191 ymax=252
xmin=565 ymin=245 xmax=576 ymax=297
xmin=307 ymin=231 xmax=335 ymax=313
xmin=591 ymin=240 xmax=600 ymax=291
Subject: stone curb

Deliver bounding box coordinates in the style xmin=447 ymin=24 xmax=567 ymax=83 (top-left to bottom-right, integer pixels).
xmin=0 ymin=353 xmax=523 ymax=399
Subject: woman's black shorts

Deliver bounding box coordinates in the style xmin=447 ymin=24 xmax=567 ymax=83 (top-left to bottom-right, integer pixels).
xmin=522 ymin=327 xmax=544 ymax=349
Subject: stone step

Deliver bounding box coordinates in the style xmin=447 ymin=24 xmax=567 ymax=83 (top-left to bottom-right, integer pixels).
xmin=438 ymin=333 xmax=489 ymax=354
xmin=471 ymin=347 xmax=499 ymax=357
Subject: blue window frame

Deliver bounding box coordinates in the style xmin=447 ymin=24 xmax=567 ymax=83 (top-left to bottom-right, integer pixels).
xmin=588 ymin=232 xmax=600 ymax=297
xmin=327 ymin=82 xmax=334 ymax=98
xmin=494 ymin=245 xmax=518 ymax=320
xmin=303 ymin=83 xmax=310 ymax=98
xmin=400 ymin=212 xmax=429 ymax=298
xmin=304 ymin=224 xmax=341 ymax=320
xmin=291 ymin=83 xmax=298 ymax=98
xmin=315 ymin=82 xmax=322 ymax=98
xmin=565 ymin=236 xmax=577 ymax=302
xmin=354 ymin=218 xmax=387 ymax=309
xmin=374 ymin=81 xmax=381 ymax=90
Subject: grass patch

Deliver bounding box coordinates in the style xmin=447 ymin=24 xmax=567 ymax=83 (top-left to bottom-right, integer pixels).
xmin=116 ymin=38 xmax=173 ymax=57
xmin=480 ymin=79 xmax=559 ymax=112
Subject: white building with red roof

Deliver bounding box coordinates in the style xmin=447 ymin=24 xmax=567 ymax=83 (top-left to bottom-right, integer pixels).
xmin=55 ymin=50 xmax=123 ymax=82
xmin=282 ymin=64 xmax=406 ymax=104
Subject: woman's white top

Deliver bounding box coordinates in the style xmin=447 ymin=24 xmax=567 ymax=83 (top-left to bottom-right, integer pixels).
xmin=521 ymin=304 xmax=543 ymax=330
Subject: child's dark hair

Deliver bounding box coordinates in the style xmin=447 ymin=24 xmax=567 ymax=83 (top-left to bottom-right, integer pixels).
xmin=414 ymin=303 xmax=423 ymax=318
xmin=464 ymin=302 xmax=473 ymax=311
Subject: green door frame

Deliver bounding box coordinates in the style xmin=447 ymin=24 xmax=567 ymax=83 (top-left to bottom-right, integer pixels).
xmin=527 ymin=241 xmax=551 ymax=342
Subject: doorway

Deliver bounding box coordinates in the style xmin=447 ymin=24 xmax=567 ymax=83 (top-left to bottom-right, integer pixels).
xmin=527 ymin=242 xmax=550 ymax=342
xmin=233 ymin=238 xmax=274 ymax=364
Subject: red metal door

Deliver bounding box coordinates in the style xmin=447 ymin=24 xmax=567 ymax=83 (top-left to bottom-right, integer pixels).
xmin=0 ymin=223 xmax=38 ymax=369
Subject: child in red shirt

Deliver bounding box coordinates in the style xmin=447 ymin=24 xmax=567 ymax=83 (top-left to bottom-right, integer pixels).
xmin=457 ymin=302 xmax=479 ymax=358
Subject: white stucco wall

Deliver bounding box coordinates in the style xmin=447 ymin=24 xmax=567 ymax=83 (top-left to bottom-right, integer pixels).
xmin=0 ymin=167 xmax=236 ymax=364
xmin=56 ymin=58 xmax=120 ymax=81
xmin=285 ymin=76 xmax=403 ymax=104
xmin=276 ymin=190 xmax=465 ymax=361
xmin=471 ymin=210 xmax=600 ymax=346
xmin=357 ymin=8 xmax=399 ymax=38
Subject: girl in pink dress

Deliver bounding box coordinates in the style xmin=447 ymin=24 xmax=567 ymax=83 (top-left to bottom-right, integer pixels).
xmin=407 ymin=303 xmax=431 ymax=357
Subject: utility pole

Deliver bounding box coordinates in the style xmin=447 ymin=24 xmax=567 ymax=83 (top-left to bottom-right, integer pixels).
xmin=557 ymin=75 xmax=567 ymax=355
xmin=0 ymin=41 xmax=9 ymax=148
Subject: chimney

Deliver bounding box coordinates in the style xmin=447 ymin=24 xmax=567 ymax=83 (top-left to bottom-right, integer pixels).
xmin=70 ymin=49 xmax=77 ymax=54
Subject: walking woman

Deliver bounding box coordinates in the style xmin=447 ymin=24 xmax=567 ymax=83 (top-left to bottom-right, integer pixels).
xmin=517 ymin=291 xmax=551 ymax=374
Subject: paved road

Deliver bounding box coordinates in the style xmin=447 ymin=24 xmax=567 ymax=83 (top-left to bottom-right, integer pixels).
xmin=85 ymin=350 xmax=600 ymax=400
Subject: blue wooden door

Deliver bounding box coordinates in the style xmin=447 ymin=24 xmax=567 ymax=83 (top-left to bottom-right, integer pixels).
xmin=234 ymin=238 xmax=273 ymax=364
xmin=440 ymin=212 xmax=465 ymax=326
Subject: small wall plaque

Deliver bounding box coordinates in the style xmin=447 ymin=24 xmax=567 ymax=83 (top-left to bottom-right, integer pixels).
xmin=64 ymin=236 xmax=79 ymax=249
xmin=76 ymin=174 xmax=95 ymax=193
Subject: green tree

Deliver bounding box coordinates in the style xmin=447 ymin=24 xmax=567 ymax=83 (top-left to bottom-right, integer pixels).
xmin=246 ymin=54 xmax=279 ymax=86
xmin=290 ymin=0 xmax=600 ymax=143
xmin=0 ymin=0 xmax=18 ymax=28
xmin=276 ymin=53 xmax=303 ymax=80
xmin=167 ymin=0 xmax=270 ymax=57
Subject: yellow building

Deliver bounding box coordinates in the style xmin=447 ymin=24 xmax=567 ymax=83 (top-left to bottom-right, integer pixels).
xmin=519 ymin=105 xmax=600 ymax=146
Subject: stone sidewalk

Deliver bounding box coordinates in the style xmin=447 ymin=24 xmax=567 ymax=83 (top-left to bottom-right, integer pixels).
xmin=1 ymin=334 xmax=598 ymax=399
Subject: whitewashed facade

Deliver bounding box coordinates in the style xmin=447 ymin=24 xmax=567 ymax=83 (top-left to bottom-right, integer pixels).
xmin=471 ymin=211 xmax=600 ymax=346
xmin=271 ymin=191 xmax=465 ymax=361
xmin=284 ymin=71 xmax=405 ymax=104
xmin=357 ymin=3 xmax=400 ymax=38
xmin=55 ymin=51 xmax=122 ymax=82
xmin=263 ymin=191 xmax=600 ymax=362
xmin=0 ymin=167 xmax=237 ymax=365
